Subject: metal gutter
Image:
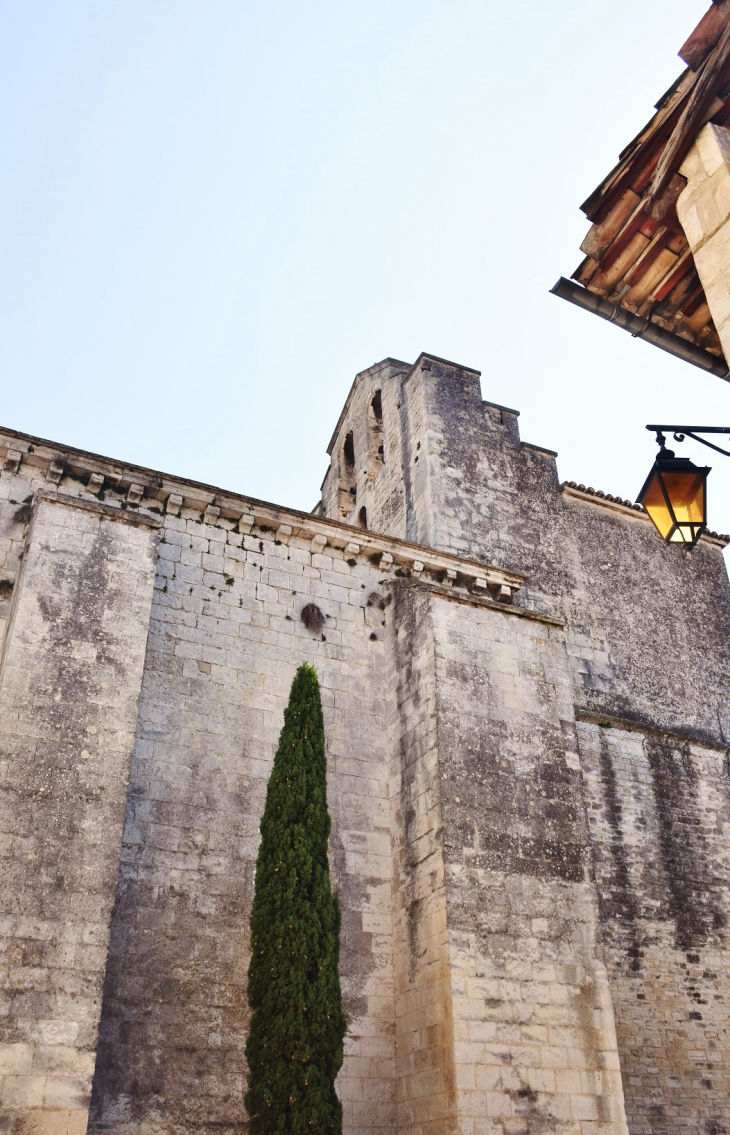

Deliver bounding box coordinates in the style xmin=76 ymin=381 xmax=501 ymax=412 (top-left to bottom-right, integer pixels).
xmin=550 ymin=276 xmax=729 ymax=379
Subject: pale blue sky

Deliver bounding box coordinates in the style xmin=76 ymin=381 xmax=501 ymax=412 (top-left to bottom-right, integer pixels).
xmin=3 ymin=0 xmax=730 ymax=538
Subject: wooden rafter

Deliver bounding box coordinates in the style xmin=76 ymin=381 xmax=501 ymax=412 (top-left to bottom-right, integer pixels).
xmin=567 ymin=2 xmax=730 ymax=370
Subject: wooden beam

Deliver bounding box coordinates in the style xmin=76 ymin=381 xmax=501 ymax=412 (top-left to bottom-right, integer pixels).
xmin=650 ymin=19 xmax=730 ymax=199
xmin=679 ymin=0 xmax=730 ymax=71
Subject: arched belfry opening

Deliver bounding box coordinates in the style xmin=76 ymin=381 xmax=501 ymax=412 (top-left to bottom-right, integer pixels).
xmin=338 ymin=430 xmax=357 ymax=519
xmin=367 ymin=391 xmax=384 ymax=479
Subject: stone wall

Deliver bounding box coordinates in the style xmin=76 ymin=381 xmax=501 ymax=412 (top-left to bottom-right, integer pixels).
xmin=321 ymin=352 xmax=730 ymax=739
xmin=86 ymin=505 xmax=398 ymax=1135
xmin=318 ymin=352 xmax=730 ymax=1135
xmin=577 ymin=721 xmax=730 ymax=1135
xmin=1 ymin=333 xmax=729 ymax=1135
xmin=389 ymin=585 xmax=456 ymax=1134
xmin=678 ymin=124 xmax=730 ymax=368
xmin=0 ymin=488 xmax=159 ymax=1135
xmin=431 ymin=590 xmax=626 ymax=1135
xmin=321 ymin=358 xmax=412 ymax=540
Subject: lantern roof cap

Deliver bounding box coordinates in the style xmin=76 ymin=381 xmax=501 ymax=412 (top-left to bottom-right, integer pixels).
xmin=654 ymin=449 xmax=712 ymax=471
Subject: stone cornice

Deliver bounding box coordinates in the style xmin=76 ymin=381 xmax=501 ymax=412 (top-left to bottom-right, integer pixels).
xmin=0 ymin=426 xmax=524 ymax=598
xmin=34 ymin=490 xmax=163 ymax=528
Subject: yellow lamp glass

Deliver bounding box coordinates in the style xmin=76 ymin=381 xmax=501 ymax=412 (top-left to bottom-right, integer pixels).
xmin=638 ymin=454 xmax=710 ymax=548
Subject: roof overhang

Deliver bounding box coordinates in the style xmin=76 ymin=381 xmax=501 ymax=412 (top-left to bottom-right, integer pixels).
xmin=555 ymin=0 xmax=730 ymax=377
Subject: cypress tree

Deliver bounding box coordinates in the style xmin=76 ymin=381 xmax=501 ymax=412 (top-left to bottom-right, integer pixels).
xmin=245 ymin=663 xmax=346 ymax=1133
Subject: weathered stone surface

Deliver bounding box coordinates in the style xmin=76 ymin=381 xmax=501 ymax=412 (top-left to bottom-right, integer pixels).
xmin=0 ymin=492 xmax=159 ymax=1133
xmin=86 ymin=517 xmax=397 ymax=1134
xmin=0 ymin=343 xmax=728 ymax=1134
xmin=678 ymin=124 xmax=730 ymax=364
xmin=577 ymin=722 xmax=730 ymax=1135
xmin=389 ymin=585 xmax=455 ymax=1134
xmin=323 ymin=353 xmax=730 ymax=741
xmin=320 ymin=352 xmax=730 ymax=1134
xmin=432 ymin=596 xmax=626 ymax=1135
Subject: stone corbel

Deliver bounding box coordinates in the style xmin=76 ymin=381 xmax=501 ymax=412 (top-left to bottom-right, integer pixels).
xmin=165 ymin=493 xmax=183 ymax=516
xmin=47 ymin=460 xmax=64 ymax=485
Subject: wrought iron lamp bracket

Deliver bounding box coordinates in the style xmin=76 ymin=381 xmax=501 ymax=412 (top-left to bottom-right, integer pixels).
xmin=646 ymin=425 xmax=730 ymax=458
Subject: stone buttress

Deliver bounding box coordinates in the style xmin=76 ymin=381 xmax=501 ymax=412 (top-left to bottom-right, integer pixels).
xmin=0 ymin=492 xmax=159 ymax=1134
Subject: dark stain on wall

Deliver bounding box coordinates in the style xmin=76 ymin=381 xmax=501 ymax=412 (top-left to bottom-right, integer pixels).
xmin=595 ymin=732 xmax=643 ymax=972
xmin=581 ymin=724 xmax=730 ymax=1135
xmin=645 ymin=736 xmax=727 ymax=950
xmin=437 ymin=665 xmax=587 ymax=885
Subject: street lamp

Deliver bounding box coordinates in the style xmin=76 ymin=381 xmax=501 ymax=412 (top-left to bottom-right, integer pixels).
xmin=638 ymin=426 xmax=730 ymax=548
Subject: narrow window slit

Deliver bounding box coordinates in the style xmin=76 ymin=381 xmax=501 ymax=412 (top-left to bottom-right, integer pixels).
xmin=338 ymin=431 xmax=357 ymax=519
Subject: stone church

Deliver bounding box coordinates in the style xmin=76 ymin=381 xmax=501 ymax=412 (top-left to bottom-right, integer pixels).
xmin=3 ymin=6 xmax=730 ymax=1135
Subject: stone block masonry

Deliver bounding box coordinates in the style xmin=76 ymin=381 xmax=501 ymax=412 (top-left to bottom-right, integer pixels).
xmin=320 ymin=349 xmax=730 ymax=1134
xmin=0 ymin=341 xmax=728 ymax=1134
xmin=678 ymin=124 xmax=730 ymax=366
xmin=0 ymin=491 xmax=160 ymax=1135
xmin=577 ymin=722 xmax=730 ymax=1135
xmin=88 ymin=508 xmax=399 ymax=1134
xmin=432 ymin=597 xmax=627 ymax=1135
xmin=385 ymin=585 xmax=627 ymax=1135
xmin=389 ymin=586 xmax=456 ymax=1134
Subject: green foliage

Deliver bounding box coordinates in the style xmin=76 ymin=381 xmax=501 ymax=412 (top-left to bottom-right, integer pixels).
xmin=245 ymin=664 xmax=346 ymax=1134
